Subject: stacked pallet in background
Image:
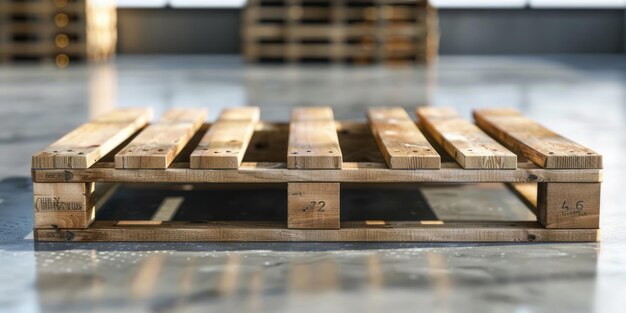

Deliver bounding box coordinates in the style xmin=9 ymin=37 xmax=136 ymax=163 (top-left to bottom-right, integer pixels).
xmin=0 ymin=0 xmax=116 ymax=67
xmin=243 ymin=0 xmax=438 ymax=64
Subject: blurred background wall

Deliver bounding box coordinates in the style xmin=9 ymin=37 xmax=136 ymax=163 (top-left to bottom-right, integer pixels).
xmin=114 ymin=1 xmax=626 ymax=55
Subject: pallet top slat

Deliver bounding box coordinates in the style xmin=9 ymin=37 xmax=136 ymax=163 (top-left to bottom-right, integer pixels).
xmin=190 ymin=107 xmax=260 ymax=169
xmin=287 ymin=107 xmax=343 ymax=169
xmin=217 ymin=107 xmax=261 ymax=122
xmin=474 ymin=108 xmax=602 ymax=169
xmin=368 ymin=107 xmax=440 ymax=169
xmin=31 ymin=108 xmax=152 ymax=169
xmin=417 ymin=107 xmax=517 ymax=169
xmin=33 ymin=111 xmax=603 ymax=181
xmin=114 ymin=108 xmax=207 ymax=169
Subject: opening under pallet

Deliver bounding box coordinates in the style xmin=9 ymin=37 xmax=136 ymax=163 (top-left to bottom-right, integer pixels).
xmin=33 ymin=183 xmax=599 ymax=242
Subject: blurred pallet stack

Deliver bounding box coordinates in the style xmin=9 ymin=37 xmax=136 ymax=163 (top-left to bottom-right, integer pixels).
xmin=0 ymin=0 xmax=116 ymax=67
xmin=243 ymin=0 xmax=438 ymax=64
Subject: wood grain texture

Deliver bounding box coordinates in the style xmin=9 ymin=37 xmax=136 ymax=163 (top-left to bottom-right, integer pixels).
xmin=115 ymin=108 xmax=207 ymax=169
xmin=367 ymin=107 xmax=440 ymax=169
xmin=32 ymin=162 xmax=602 ymax=184
xmin=474 ymin=108 xmax=602 ymax=169
xmin=34 ymin=221 xmax=599 ymax=242
xmin=537 ymin=183 xmax=600 ymax=229
xmin=32 ymin=108 xmax=152 ymax=169
xmin=417 ymin=107 xmax=517 ymax=169
xmin=190 ymin=107 xmax=260 ymax=169
xmin=288 ymin=183 xmax=340 ymax=229
xmin=287 ymin=107 xmax=342 ymax=169
xmin=33 ymin=182 xmax=95 ymax=228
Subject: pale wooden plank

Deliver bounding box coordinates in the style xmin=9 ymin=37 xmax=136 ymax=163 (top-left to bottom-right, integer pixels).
xmin=416 ymin=107 xmax=517 ymax=169
xmin=190 ymin=107 xmax=260 ymax=169
xmin=287 ymin=107 xmax=342 ymax=169
xmin=32 ymin=162 xmax=603 ymax=184
xmin=367 ymin=107 xmax=440 ymax=169
xmin=32 ymin=108 xmax=152 ymax=169
xmin=115 ymin=108 xmax=207 ymax=169
xmin=217 ymin=106 xmax=260 ymax=121
xmin=34 ymin=221 xmax=599 ymax=242
xmin=474 ymin=108 xmax=602 ymax=169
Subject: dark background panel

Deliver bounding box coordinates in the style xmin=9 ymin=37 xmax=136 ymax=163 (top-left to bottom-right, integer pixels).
xmin=438 ymin=9 xmax=625 ymax=54
xmin=116 ymin=8 xmax=626 ymax=55
xmin=117 ymin=9 xmax=242 ymax=54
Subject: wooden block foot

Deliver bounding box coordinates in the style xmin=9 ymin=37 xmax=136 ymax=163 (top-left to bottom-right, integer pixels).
xmin=537 ymin=183 xmax=600 ymax=229
xmin=33 ymin=183 xmax=95 ymax=228
xmin=288 ymin=183 xmax=340 ymax=229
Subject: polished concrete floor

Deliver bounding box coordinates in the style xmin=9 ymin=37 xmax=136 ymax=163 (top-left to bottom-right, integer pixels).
xmin=0 ymin=55 xmax=625 ymax=312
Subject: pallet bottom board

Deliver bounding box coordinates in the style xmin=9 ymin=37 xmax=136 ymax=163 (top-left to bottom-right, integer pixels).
xmin=34 ymin=221 xmax=599 ymax=242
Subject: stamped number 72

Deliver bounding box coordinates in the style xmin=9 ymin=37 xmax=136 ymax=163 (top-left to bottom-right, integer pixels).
xmin=303 ymin=201 xmax=326 ymax=212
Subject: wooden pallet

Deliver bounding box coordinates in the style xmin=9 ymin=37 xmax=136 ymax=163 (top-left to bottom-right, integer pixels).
xmin=243 ymin=0 xmax=438 ymax=64
xmin=31 ymin=106 xmax=603 ymax=242
xmin=0 ymin=0 xmax=116 ymax=66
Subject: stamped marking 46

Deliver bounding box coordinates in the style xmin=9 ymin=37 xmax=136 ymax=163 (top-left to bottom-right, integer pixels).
xmin=560 ymin=200 xmax=587 ymax=217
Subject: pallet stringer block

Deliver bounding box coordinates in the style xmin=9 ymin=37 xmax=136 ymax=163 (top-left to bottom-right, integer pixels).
xmin=288 ymin=182 xmax=340 ymax=229
xmin=537 ymin=182 xmax=601 ymax=229
xmin=33 ymin=182 xmax=96 ymax=229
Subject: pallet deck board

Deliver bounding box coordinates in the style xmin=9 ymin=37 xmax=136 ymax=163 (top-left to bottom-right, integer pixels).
xmin=368 ymin=107 xmax=440 ymax=169
xmin=417 ymin=107 xmax=517 ymax=169
xmin=34 ymin=221 xmax=599 ymax=242
xmin=287 ymin=107 xmax=343 ymax=169
xmin=32 ymin=108 xmax=152 ymax=169
xmin=474 ymin=108 xmax=602 ymax=169
xmin=190 ymin=107 xmax=260 ymax=169
xmin=114 ymin=108 xmax=207 ymax=169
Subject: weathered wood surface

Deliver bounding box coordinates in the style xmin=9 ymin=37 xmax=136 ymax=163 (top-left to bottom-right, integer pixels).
xmin=417 ymin=107 xmax=517 ymax=169
xmin=367 ymin=107 xmax=440 ymax=169
xmin=191 ymin=107 xmax=260 ymax=169
xmin=33 ymin=182 xmax=95 ymax=228
xmin=537 ymin=182 xmax=601 ymax=229
xmin=115 ymin=109 xmax=207 ymax=169
xmin=288 ymin=183 xmax=340 ymax=229
xmin=474 ymin=108 xmax=602 ymax=169
xmin=34 ymin=221 xmax=599 ymax=242
xmin=32 ymin=108 xmax=152 ymax=169
xmin=32 ymin=162 xmax=602 ymax=183
xmin=287 ymin=107 xmax=342 ymax=169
